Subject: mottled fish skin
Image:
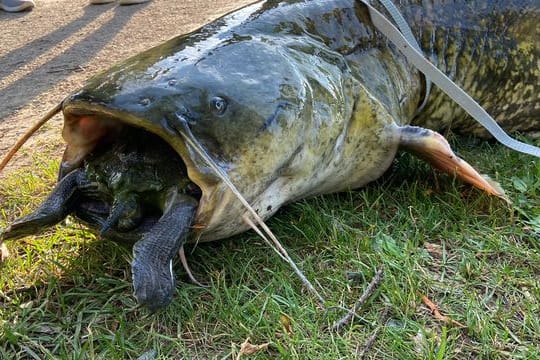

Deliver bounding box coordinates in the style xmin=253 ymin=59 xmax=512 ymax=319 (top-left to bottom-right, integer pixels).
xmin=396 ymin=0 xmax=539 ymax=137
xmin=60 ymin=0 xmax=538 ymax=241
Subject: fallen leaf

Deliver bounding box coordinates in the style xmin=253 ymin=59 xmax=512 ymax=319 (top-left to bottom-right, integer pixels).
xmin=236 ymin=338 xmax=269 ymax=359
xmin=280 ymin=314 xmax=293 ymax=335
xmin=419 ymin=293 xmax=465 ymax=328
xmin=0 ymin=243 xmax=10 ymax=262
xmin=424 ymin=243 xmax=442 ymax=258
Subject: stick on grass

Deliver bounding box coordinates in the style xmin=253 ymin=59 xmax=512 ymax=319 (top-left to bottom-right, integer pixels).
xmin=332 ymin=267 xmax=384 ymax=332
xmin=0 ymin=102 xmax=62 ymax=174
xmin=357 ymin=304 xmax=391 ymax=359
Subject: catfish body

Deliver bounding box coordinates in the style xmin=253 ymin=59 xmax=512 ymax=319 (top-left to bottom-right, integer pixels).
xmin=4 ymin=0 xmax=539 ymax=243
xmin=58 ymin=0 xmax=538 ymax=242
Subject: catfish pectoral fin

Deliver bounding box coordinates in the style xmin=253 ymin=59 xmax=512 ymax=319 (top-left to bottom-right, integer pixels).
xmin=131 ymin=194 xmax=197 ymax=311
xmin=1 ymin=169 xmax=86 ymax=242
xmin=399 ymin=126 xmax=509 ymax=202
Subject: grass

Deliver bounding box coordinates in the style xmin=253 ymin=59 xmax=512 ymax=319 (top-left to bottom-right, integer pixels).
xmin=0 ymin=136 xmax=539 ymax=359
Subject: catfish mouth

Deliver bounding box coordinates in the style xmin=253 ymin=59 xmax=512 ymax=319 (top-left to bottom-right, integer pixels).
xmin=60 ymin=105 xmax=202 ymax=242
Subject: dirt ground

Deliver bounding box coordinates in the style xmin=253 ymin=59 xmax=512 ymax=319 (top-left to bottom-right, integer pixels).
xmin=0 ymin=0 xmax=253 ymax=173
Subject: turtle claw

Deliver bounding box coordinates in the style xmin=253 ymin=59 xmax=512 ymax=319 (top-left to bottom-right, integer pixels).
xmin=129 ymin=193 xmax=197 ymax=310
xmin=132 ymin=256 xmax=176 ymax=311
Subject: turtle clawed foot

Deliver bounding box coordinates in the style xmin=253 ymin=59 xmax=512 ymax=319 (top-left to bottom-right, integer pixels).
xmin=131 ymin=257 xmax=176 ymax=311
xmin=129 ymin=195 xmax=197 ymax=310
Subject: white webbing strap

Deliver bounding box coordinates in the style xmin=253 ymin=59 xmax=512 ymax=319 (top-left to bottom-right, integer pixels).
xmin=359 ymin=0 xmax=540 ymax=158
xmin=377 ymin=0 xmax=431 ymax=111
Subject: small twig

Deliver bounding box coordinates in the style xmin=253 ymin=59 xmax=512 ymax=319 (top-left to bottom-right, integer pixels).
xmin=46 ymin=65 xmax=85 ymax=74
xmin=357 ymin=304 xmax=391 ymax=359
xmin=332 ymin=267 xmax=384 ymax=332
xmin=419 ymin=292 xmax=465 ymax=328
xmin=0 ymin=102 xmax=62 ymax=174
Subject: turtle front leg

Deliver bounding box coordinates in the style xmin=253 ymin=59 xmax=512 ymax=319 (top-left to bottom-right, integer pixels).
xmin=1 ymin=169 xmax=88 ymax=241
xmin=131 ymin=192 xmax=197 ymax=311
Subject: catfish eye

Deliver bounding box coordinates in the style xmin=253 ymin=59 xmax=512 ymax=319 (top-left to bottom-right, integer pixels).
xmin=211 ymin=97 xmax=228 ymax=115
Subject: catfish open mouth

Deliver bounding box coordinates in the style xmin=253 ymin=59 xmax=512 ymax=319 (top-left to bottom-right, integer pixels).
xmin=2 ymin=106 xmax=203 ymax=310
xmin=2 ymin=107 xmax=202 ymax=245
xmin=57 ymin=109 xmax=202 ymax=243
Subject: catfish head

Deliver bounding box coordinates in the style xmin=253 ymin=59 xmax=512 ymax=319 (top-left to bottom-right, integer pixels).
xmin=1 ymin=1 xmax=318 ymax=310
